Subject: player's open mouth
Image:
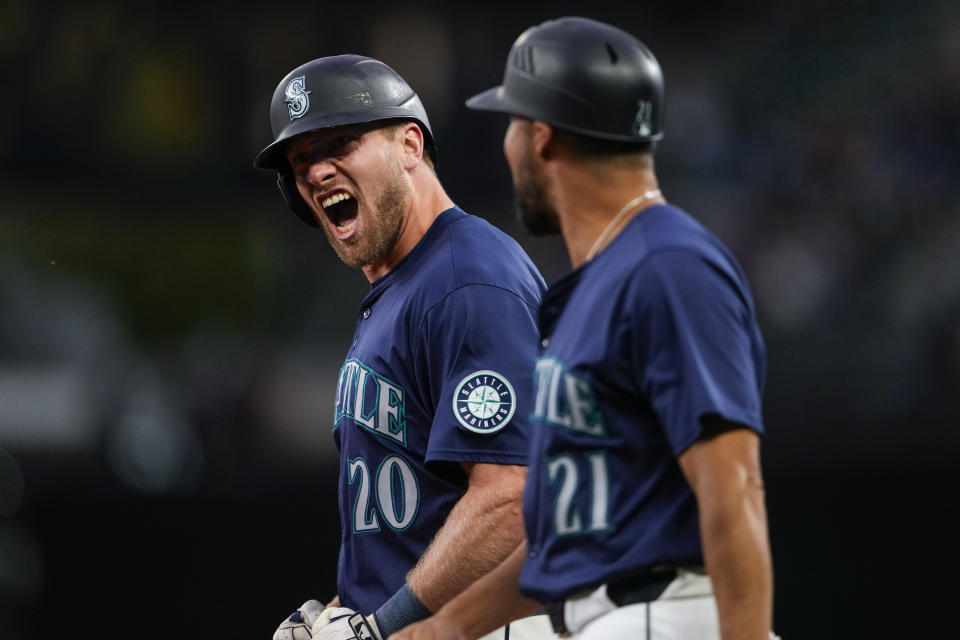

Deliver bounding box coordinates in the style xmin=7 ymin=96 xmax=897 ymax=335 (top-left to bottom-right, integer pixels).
xmin=321 ymin=192 xmax=359 ymax=239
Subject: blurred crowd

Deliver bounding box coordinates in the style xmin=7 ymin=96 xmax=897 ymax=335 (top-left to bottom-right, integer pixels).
xmin=2 ymin=0 xmax=958 ymax=480
xmin=2 ymin=0 xmax=958 ymax=472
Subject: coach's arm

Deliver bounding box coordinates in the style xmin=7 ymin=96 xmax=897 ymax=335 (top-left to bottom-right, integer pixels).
xmin=407 ymin=462 xmax=528 ymax=612
xmin=678 ymin=422 xmax=773 ymax=640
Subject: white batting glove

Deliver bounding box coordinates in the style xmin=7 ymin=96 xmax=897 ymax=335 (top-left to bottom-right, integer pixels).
xmin=273 ymin=599 xmax=327 ymax=640
xmin=346 ymin=611 xmax=383 ymax=640
xmin=309 ymin=607 xmax=383 ymax=640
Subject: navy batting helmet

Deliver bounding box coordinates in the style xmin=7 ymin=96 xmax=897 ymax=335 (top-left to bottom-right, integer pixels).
xmin=466 ymin=17 xmax=664 ymax=143
xmin=254 ymin=55 xmax=436 ymax=227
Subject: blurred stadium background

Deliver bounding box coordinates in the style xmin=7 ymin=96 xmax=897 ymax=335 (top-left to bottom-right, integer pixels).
xmin=1 ymin=0 xmax=957 ymax=636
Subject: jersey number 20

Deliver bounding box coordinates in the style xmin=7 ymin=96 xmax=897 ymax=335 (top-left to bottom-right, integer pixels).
xmin=349 ymin=455 xmax=420 ymax=532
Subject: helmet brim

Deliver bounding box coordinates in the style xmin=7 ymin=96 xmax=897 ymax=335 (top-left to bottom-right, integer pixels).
xmin=465 ymin=86 xmax=516 ymax=115
xmin=253 ymin=113 xmax=438 ymax=171
xmin=253 ymin=140 xmax=286 ymax=170
xmin=252 ymin=111 xmax=381 ymax=170
xmin=466 ymin=85 xmax=664 ymax=144
xmin=465 ymin=85 xmax=552 ymax=128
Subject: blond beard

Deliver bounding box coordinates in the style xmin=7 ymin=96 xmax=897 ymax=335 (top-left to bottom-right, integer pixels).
xmin=323 ymin=156 xmax=409 ymax=269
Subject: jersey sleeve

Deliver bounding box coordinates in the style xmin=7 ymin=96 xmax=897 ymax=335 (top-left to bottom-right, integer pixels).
xmin=628 ymin=248 xmax=766 ymax=455
xmin=415 ymin=284 xmax=540 ymax=466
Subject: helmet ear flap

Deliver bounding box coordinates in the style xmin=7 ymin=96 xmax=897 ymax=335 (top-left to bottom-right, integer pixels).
xmin=277 ymin=172 xmax=320 ymax=227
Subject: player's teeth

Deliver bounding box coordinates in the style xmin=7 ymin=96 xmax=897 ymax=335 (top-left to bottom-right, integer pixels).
xmin=322 ymin=193 xmax=352 ymax=208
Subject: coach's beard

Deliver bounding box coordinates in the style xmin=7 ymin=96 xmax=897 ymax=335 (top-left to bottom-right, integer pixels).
xmin=514 ymin=169 xmax=561 ymax=237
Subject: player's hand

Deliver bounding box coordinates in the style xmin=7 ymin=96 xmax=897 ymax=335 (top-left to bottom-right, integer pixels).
xmin=273 ymin=600 xmax=327 ymax=640
xmin=308 ymin=607 xmax=384 ymax=640
xmin=388 ymin=614 xmax=468 ymax=640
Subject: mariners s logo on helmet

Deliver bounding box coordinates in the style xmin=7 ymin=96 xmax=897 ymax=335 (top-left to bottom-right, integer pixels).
xmin=284 ymin=75 xmax=311 ymax=121
xmin=453 ymin=370 xmax=516 ymax=434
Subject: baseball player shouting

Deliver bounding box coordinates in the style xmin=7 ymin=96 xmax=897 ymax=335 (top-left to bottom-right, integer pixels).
xmin=254 ymin=56 xmax=554 ymax=640
xmin=391 ymin=17 xmax=778 ymax=640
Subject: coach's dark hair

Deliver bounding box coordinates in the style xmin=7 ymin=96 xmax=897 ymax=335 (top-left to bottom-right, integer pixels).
xmin=554 ymin=127 xmax=656 ymax=167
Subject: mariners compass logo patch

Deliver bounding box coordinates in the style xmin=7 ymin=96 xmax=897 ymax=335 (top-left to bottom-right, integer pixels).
xmin=284 ymin=75 xmax=311 ymax=121
xmin=453 ymin=370 xmax=516 ymax=434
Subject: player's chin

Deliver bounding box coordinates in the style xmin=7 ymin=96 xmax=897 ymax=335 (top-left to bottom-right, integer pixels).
xmin=326 ymin=231 xmax=371 ymax=268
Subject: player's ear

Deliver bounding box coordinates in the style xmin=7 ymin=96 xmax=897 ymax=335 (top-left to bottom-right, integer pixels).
xmin=530 ymin=121 xmax=556 ymax=161
xmin=397 ymin=122 xmax=425 ymax=170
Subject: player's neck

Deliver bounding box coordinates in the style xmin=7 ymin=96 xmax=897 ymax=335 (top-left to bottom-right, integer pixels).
xmin=552 ymin=164 xmax=662 ymax=268
xmin=361 ymin=170 xmax=454 ymax=282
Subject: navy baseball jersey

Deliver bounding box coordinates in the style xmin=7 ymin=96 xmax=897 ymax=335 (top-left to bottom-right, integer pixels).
xmin=518 ymin=203 xmax=766 ymax=602
xmin=333 ymin=207 xmax=545 ymax=614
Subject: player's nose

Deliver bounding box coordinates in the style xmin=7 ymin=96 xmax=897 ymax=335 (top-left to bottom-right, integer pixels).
xmin=305 ymin=156 xmax=337 ymax=186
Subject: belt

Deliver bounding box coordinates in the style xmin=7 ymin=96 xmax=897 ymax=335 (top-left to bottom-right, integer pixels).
xmin=544 ymin=569 xmax=681 ymax=636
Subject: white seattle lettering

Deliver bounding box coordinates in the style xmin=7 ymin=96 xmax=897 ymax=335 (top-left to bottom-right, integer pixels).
xmin=374 ymin=377 xmax=405 ymax=444
xmin=546 ymin=362 xmax=572 ymax=428
xmin=335 ymin=359 xmax=408 ymax=446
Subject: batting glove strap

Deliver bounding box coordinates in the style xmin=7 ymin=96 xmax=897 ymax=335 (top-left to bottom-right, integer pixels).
xmin=348 ymin=613 xmax=384 ymax=640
